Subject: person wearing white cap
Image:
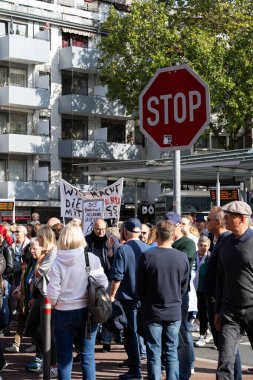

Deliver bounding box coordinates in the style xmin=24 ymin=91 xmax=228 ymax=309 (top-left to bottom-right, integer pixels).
xmin=215 ymin=201 xmax=253 ymax=379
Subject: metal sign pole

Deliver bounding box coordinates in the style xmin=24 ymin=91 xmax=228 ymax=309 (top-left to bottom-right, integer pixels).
xmin=12 ymin=198 xmax=15 ymax=224
xmin=134 ymin=179 xmax=138 ymax=219
xmin=173 ymin=150 xmax=181 ymax=214
xmin=216 ymin=169 xmax=220 ymax=206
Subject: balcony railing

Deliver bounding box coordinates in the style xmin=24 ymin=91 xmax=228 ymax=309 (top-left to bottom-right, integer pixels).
xmin=59 ymin=46 xmax=99 ymax=73
xmin=58 ymin=94 xmax=130 ymax=119
xmin=59 ymin=139 xmax=142 ymax=160
xmin=0 ymin=34 xmax=50 ymax=64
xmin=0 ymin=181 xmax=49 ymax=201
xmin=0 ymin=134 xmax=51 ymax=155
xmin=0 ymin=86 xmax=50 ymax=109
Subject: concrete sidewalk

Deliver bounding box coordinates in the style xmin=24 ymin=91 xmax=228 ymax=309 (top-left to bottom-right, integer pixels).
xmin=1 ymin=335 xmax=252 ymax=379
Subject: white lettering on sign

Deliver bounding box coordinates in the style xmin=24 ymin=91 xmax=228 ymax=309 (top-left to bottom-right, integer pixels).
xmin=189 ymin=91 xmax=201 ymax=121
xmin=146 ymin=91 xmax=201 ymax=126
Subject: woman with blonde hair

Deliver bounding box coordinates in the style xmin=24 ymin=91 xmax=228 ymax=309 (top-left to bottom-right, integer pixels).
xmin=47 ymin=223 xmax=108 ymax=380
xmin=147 ymin=226 xmax=158 ymax=247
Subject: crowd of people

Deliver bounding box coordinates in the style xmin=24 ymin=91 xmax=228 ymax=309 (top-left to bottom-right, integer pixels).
xmin=0 ymin=201 xmax=252 ymax=380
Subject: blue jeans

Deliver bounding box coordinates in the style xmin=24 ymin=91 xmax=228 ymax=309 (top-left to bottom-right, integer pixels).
xmin=54 ymin=308 xmax=98 ymax=380
xmin=138 ymin=334 xmax=147 ymax=357
xmin=178 ymin=293 xmax=195 ymax=380
xmin=101 ymin=324 xmax=113 ymax=344
xmin=101 ymin=282 xmax=112 ymax=345
xmin=0 ymin=279 xmax=11 ymax=328
xmin=121 ymin=300 xmax=141 ymax=378
xmin=144 ymin=320 xmax=181 ymax=380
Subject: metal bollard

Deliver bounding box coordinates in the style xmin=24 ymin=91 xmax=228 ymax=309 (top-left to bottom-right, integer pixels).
xmin=43 ymin=297 xmax=51 ymax=380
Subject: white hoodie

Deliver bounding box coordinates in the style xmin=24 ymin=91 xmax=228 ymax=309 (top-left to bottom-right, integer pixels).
xmin=47 ymin=246 xmax=108 ymax=311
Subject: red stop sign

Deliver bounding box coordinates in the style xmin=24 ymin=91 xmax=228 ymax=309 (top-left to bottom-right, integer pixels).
xmin=139 ymin=64 xmax=210 ymax=151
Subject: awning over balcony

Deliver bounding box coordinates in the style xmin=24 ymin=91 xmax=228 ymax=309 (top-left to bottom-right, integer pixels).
xmin=61 ymin=27 xmax=95 ymax=37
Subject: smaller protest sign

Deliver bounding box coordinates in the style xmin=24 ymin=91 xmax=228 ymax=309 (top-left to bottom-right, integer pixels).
xmin=83 ymin=199 xmax=104 ymax=236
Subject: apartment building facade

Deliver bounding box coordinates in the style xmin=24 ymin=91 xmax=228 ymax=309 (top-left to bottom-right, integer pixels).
xmin=0 ymin=0 xmax=158 ymax=223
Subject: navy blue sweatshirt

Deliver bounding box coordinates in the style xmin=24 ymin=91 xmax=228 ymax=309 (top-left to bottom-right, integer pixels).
xmin=137 ymin=247 xmax=190 ymax=322
xmin=110 ymin=239 xmax=149 ymax=301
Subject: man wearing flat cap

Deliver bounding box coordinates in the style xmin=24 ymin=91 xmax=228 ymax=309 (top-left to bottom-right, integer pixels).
xmin=215 ymin=201 xmax=253 ymax=379
xmin=110 ymin=218 xmax=149 ymax=380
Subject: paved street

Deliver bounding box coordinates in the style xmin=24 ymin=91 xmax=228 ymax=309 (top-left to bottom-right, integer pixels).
xmin=193 ymin=332 xmax=253 ymax=366
xmin=0 ymin=331 xmax=252 ymax=379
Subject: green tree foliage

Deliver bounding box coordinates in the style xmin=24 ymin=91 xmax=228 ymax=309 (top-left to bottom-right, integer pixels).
xmin=98 ymin=0 xmax=253 ymax=149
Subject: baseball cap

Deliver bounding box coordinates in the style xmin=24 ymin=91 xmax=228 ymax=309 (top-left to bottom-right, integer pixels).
xmin=124 ymin=218 xmax=142 ymax=233
xmin=164 ymin=212 xmax=182 ymax=225
xmin=222 ymin=201 xmax=252 ymax=216
xmin=195 ymin=215 xmax=206 ymax=222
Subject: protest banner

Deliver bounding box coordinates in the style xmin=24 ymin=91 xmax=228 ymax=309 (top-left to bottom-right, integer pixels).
xmin=60 ymin=178 xmax=123 ymax=220
xmin=83 ymin=199 xmax=104 ymax=236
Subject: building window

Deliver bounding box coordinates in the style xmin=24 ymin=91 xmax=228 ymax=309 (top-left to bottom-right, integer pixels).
xmin=62 ymin=162 xmax=88 ymax=185
xmin=39 ymin=161 xmax=51 ymax=182
xmin=10 ymin=22 xmax=28 ymax=37
xmin=62 ymin=71 xmax=88 ymax=96
xmin=10 ymin=68 xmax=26 ymax=87
xmin=101 ymin=119 xmax=126 ymax=143
xmin=0 ymin=160 xmax=27 ymax=181
xmin=62 ymin=32 xmax=88 ymax=48
xmin=0 ymin=161 xmax=6 ymax=181
xmin=211 ymin=135 xmax=227 ymax=149
xmin=62 ymin=115 xmax=88 ymax=140
xmin=8 ymin=160 xmax=26 ymax=181
xmin=195 ymin=135 xmax=209 ymax=150
xmin=134 ymin=125 xmax=145 ymax=146
xmin=0 ymin=21 xmax=7 ymax=37
xmin=10 ymin=113 xmax=27 ymax=134
xmin=235 ymin=135 xmax=244 ymax=149
xmin=0 ymin=112 xmax=27 ymax=134
xmin=0 ymin=113 xmax=7 ymax=134
xmin=0 ymin=67 xmax=27 ymax=87
xmin=0 ymin=67 xmax=8 ymax=87
xmin=39 ymin=117 xmax=50 ymax=136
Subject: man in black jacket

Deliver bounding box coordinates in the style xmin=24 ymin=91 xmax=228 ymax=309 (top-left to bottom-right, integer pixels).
xmin=215 ymin=201 xmax=253 ymax=379
xmin=137 ymin=220 xmax=189 ymax=380
xmin=205 ymin=206 xmax=241 ymax=380
xmin=86 ymin=218 xmax=116 ymax=352
xmin=86 ymin=219 xmax=112 ymax=278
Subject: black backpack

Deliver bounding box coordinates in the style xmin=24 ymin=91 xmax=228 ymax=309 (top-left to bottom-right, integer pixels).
xmin=84 ymin=252 xmax=112 ymax=338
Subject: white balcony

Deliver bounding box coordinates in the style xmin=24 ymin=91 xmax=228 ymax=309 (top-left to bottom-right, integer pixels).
xmin=0 ymin=181 xmax=49 ymax=201
xmin=59 ymin=46 xmax=99 ymax=73
xmin=59 ymin=139 xmax=142 ymax=160
xmin=0 ymin=34 xmax=50 ymax=64
xmin=0 ymin=86 xmax=50 ymax=109
xmin=58 ymin=94 xmax=129 ymax=119
xmin=0 ymin=134 xmax=51 ymax=155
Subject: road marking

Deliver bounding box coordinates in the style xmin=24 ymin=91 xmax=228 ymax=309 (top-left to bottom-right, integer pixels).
xmin=240 ymin=341 xmax=250 ymax=346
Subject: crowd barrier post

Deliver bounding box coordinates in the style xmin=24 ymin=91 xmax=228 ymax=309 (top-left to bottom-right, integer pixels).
xmin=43 ymin=297 xmax=51 ymax=380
